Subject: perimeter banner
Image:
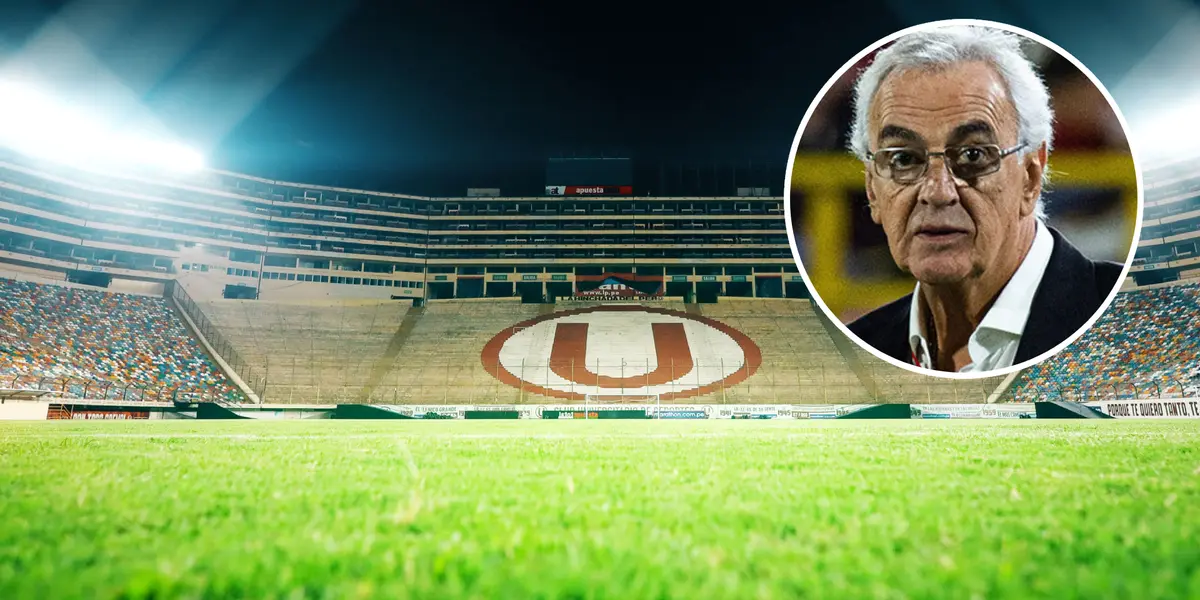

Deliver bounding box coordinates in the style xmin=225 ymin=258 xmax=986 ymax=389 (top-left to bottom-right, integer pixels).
xmin=47 ymin=408 xmax=150 ymax=420
xmin=311 ymin=402 xmax=1200 ymax=420
xmin=1092 ymin=399 xmax=1200 ymax=418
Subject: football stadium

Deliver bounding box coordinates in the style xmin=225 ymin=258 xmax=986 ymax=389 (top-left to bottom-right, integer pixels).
xmin=3 ymin=6 xmax=1200 ymax=597
xmin=2 ymin=118 xmax=1199 ymax=598
xmin=0 ymin=136 xmax=1193 ymax=417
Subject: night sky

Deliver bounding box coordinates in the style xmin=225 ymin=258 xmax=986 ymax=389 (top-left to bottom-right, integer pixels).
xmin=209 ymin=1 xmax=907 ymax=195
xmin=0 ymin=0 xmax=1194 ymax=195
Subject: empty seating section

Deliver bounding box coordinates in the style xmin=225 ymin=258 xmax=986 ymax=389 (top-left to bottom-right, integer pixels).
xmin=200 ymin=299 xmax=411 ymax=403
xmin=1010 ymin=283 xmax=1200 ymax=401
xmin=0 ymin=278 xmax=237 ymax=401
xmin=697 ymin=299 xmax=874 ymax=403
xmin=354 ymin=297 xmax=982 ymax=405
xmin=370 ymin=299 xmax=544 ymax=404
xmin=852 ymin=348 xmax=1006 ymax=403
xmin=190 ymin=296 xmax=1010 ymax=405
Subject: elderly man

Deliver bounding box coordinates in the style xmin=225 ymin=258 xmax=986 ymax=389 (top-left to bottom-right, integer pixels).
xmin=845 ymin=25 xmax=1124 ymax=373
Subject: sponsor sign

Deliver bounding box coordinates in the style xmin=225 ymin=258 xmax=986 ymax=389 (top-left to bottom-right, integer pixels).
xmin=386 ymin=405 xmax=461 ymax=419
xmin=545 ymin=185 xmax=634 ymax=196
xmin=1096 ymin=400 xmax=1200 ymax=418
xmin=912 ymin=404 xmax=984 ymax=419
xmin=657 ymin=410 xmax=707 ymax=419
xmin=715 ymin=405 xmax=780 ymax=419
xmin=980 ymin=405 xmax=1035 ymax=419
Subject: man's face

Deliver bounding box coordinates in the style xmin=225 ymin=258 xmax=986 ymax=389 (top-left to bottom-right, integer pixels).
xmin=864 ymin=61 xmax=1044 ymax=285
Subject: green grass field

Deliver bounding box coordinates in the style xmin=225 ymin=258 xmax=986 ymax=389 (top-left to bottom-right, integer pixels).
xmin=1 ymin=420 xmax=1198 ymax=599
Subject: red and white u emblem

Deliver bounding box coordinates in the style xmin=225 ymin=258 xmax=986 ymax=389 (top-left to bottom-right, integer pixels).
xmin=480 ymin=305 xmax=762 ymax=400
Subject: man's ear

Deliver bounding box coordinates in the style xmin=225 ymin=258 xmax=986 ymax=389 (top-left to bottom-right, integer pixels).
xmin=1020 ymin=142 xmax=1048 ymax=218
xmin=865 ymin=167 xmax=881 ymax=224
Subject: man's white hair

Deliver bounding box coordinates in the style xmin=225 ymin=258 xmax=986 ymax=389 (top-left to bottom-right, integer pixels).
xmin=847 ymin=24 xmax=1054 ymax=218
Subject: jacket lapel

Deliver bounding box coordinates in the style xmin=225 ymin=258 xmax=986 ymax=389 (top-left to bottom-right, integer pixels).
xmin=1015 ymin=227 xmax=1099 ymax=363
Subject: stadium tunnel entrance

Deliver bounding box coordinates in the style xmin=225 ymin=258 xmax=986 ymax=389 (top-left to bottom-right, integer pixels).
xmin=755 ymin=277 xmax=783 ymax=298
xmin=665 ymin=281 xmax=693 ymax=299
xmin=547 ymin=281 xmax=573 ymax=300
xmin=725 ymin=281 xmax=753 ymax=297
xmin=518 ymin=282 xmax=543 ymax=302
xmin=784 ymin=280 xmax=809 ymax=299
xmin=457 ymin=278 xmax=484 ymax=298
xmin=427 ymin=281 xmax=454 ymax=299
xmin=696 ymin=281 xmax=721 ymax=303
xmin=486 ymin=281 xmax=515 ymax=298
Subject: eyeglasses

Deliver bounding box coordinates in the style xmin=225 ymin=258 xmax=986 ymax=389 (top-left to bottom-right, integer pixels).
xmin=866 ymin=143 xmax=1027 ymax=184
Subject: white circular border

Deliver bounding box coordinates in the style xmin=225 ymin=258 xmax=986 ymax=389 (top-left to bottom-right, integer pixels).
xmin=782 ymin=18 xmax=1146 ymax=381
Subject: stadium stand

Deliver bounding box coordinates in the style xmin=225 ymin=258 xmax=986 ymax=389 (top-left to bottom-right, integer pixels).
xmin=366 ymin=299 xmax=546 ymax=404
xmin=0 ymin=277 xmax=238 ymax=402
xmin=198 ymin=299 xmax=412 ymax=403
xmin=1010 ymin=282 xmax=1200 ymax=401
xmin=314 ymin=297 xmax=871 ymax=405
xmin=229 ymin=296 xmax=996 ymax=405
xmin=693 ymin=298 xmax=872 ymax=403
xmin=0 ymin=143 xmax=1192 ymax=407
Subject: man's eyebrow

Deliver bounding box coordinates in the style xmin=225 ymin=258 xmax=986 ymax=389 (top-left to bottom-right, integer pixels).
xmin=948 ymin=120 xmax=996 ymax=143
xmin=878 ymin=125 xmax=920 ymax=145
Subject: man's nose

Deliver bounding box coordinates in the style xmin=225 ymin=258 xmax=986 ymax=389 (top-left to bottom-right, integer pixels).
xmin=917 ymin=156 xmax=960 ymax=207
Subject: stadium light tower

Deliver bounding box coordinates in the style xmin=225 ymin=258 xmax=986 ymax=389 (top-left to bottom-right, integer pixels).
xmin=0 ymin=79 xmax=205 ymax=174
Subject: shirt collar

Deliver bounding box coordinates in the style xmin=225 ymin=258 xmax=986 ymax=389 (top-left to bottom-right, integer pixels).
xmin=907 ymin=220 xmax=1054 ymax=369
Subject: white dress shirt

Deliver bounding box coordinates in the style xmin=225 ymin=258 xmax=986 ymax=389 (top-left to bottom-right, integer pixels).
xmin=908 ymin=220 xmax=1054 ymax=373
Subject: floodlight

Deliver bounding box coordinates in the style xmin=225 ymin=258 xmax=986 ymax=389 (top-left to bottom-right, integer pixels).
xmin=0 ymin=79 xmax=205 ymax=173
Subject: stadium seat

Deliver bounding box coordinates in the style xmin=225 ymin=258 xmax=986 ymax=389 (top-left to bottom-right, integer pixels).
xmin=1010 ymin=283 xmax=1200 ymax=401
xmin=0 ymin=278 xmax=240 ymax=402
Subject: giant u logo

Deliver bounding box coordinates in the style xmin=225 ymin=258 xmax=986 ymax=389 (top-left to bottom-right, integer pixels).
xmin=479 ymin=305 xmax=763 ymax=401
xmin=548 ymin=322 xmax=694 ymax=387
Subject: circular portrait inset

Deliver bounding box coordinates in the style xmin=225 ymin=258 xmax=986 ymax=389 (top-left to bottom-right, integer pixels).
xmin=784 ymin=19 xmax=1142 ymax=378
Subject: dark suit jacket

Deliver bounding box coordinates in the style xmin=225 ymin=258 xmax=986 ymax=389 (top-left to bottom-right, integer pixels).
xmin=847 ymin=226 xmax=1124 ymax=368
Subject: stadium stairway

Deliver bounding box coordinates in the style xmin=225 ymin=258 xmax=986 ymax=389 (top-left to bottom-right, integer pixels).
xmin=809 ymin=302 xmax=882 ymax=400
xmin=358 ymin=305 xmax=426 ymax=402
